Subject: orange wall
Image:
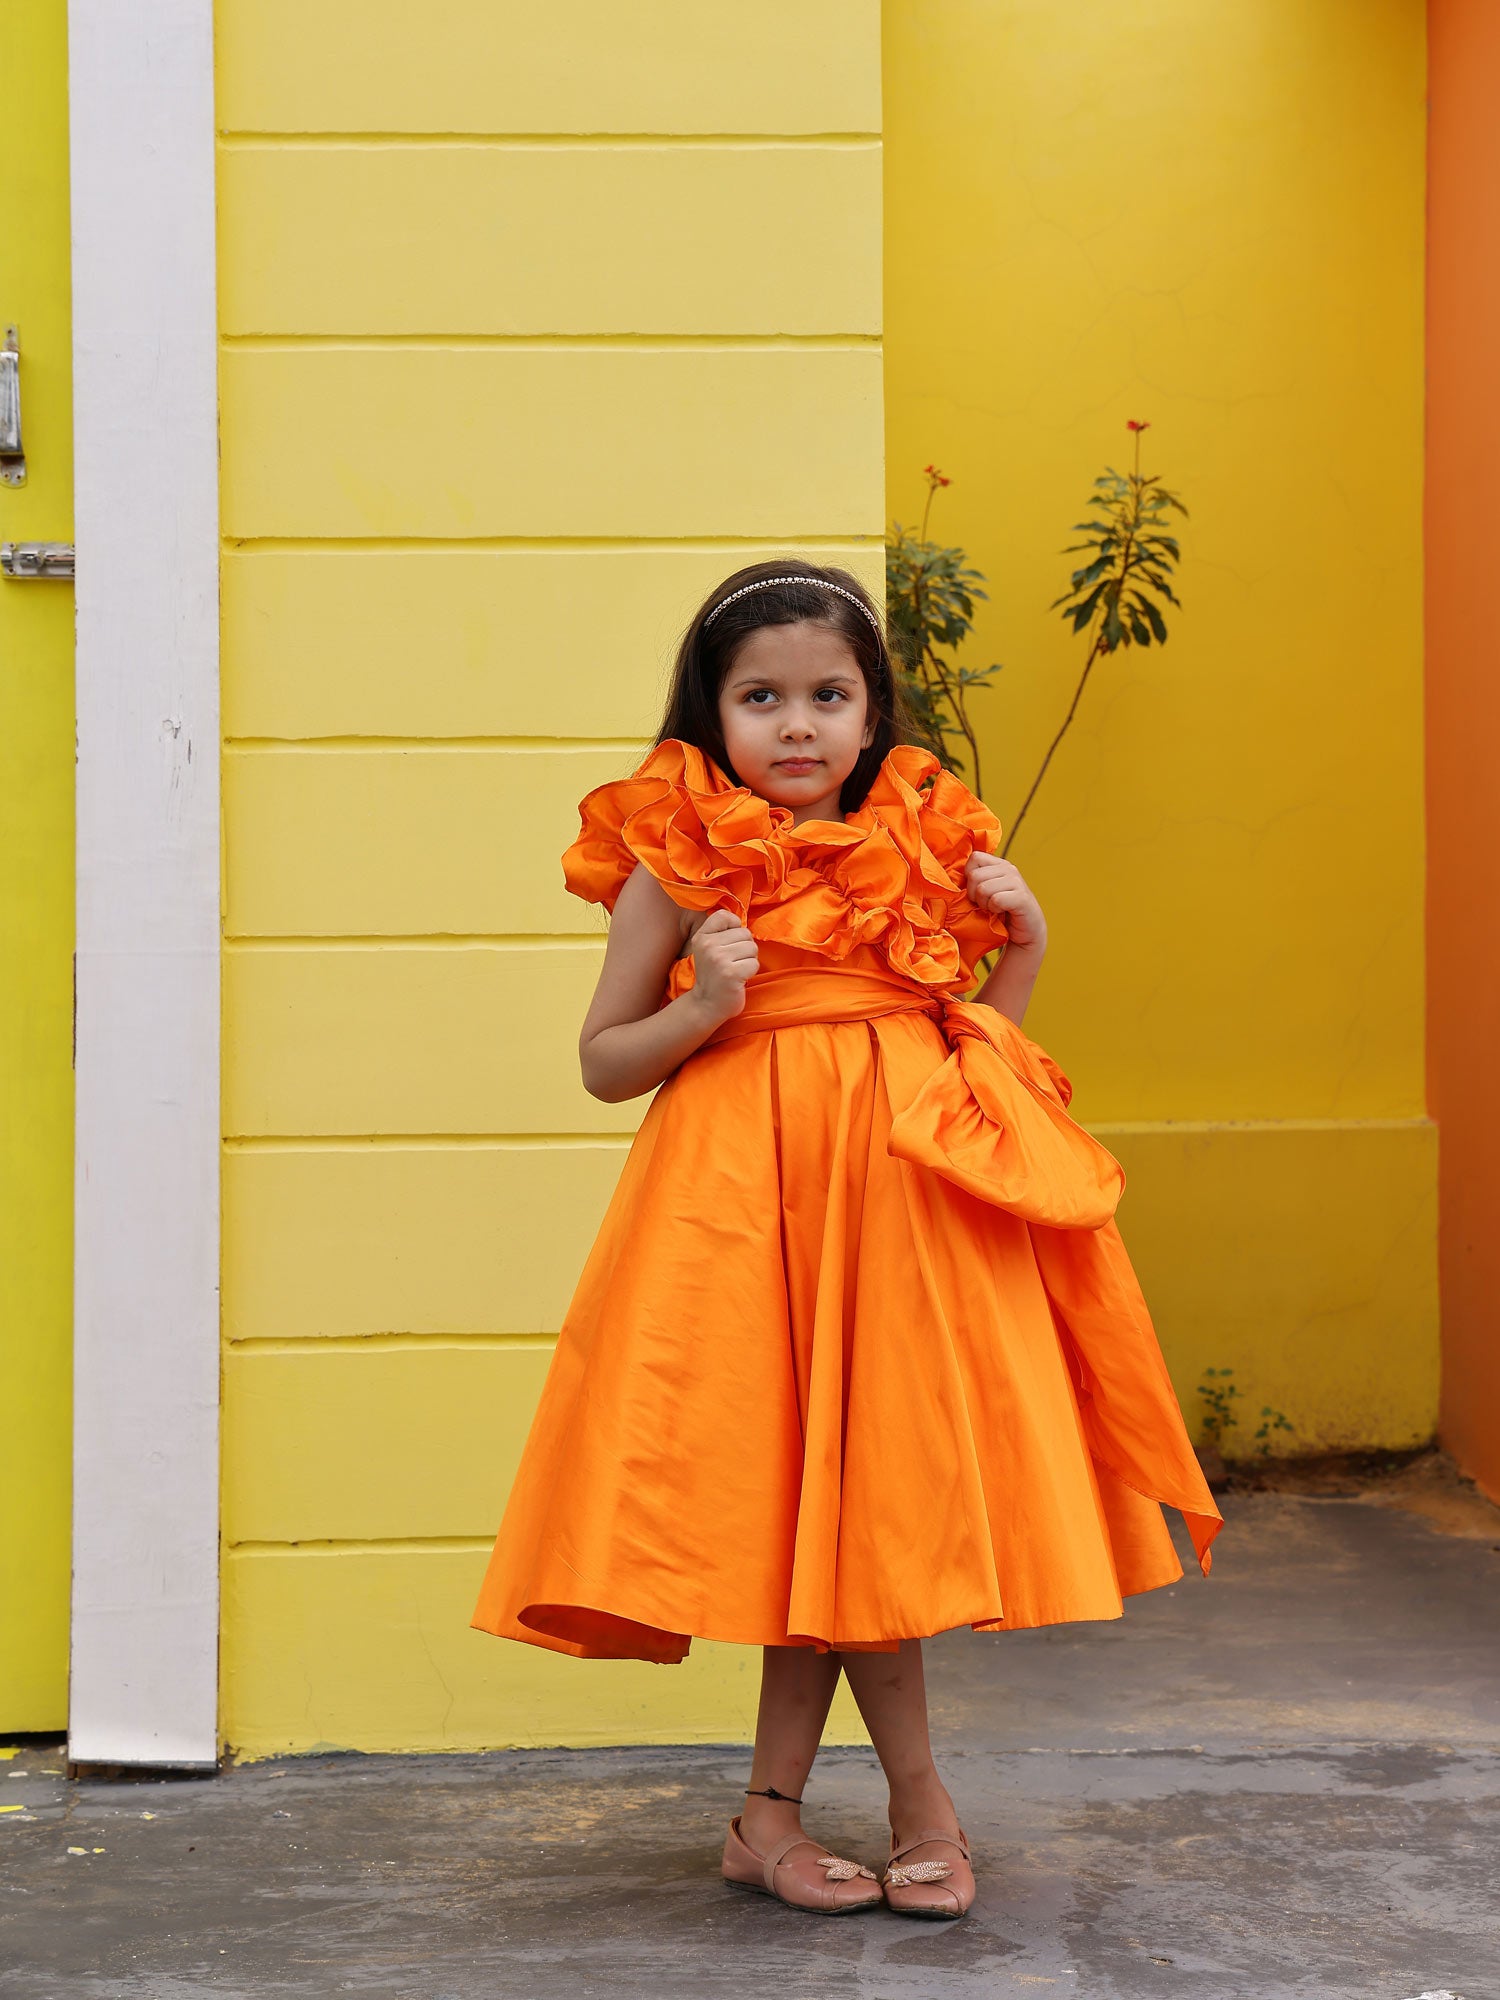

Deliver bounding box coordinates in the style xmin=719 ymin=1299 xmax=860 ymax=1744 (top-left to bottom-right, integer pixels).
xmin=1427 ymin=0 xmax=1500 ymax=1498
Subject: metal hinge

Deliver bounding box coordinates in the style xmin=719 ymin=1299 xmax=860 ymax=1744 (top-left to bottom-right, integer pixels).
xmin=1 ymin=541 xmax=74 ymax=579
xmin=0 ymin=325 xmax=23 ymax=485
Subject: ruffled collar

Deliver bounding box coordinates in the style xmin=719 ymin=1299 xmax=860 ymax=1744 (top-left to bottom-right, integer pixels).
xmin=563 ymin=736 xmax=1008 ymax=992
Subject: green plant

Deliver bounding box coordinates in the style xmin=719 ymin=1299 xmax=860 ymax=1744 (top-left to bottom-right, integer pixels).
xmin=1197 ymin=1366 xmax=1243 ymax=1451
xmin=1253 ymin=1407 xmax=1296 ymax=1458
xmin=1198 ymin=1368 xmax=1297 ymax=1462
xmin=1003 ymin=420 xmax=1188 ymax=857
xmin=885 ymin=466 xmax=1003 ymax=793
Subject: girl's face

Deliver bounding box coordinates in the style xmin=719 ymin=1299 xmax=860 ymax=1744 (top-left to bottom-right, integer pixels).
xmin=717 ymin=621 xmax=876 ymax=826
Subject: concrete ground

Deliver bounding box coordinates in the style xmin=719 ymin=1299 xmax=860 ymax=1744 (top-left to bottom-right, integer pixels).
xmin=3 ymin=1470 xmax=1497 ymax=1999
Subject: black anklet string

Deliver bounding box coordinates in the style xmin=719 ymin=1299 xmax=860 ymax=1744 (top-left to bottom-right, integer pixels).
xmin=744 ymin=1786 xmax=803 ymax=1804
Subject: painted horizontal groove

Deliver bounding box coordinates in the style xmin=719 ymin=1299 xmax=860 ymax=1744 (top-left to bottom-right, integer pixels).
xmin=220 ymin=333 xmax=881 ymax=352
xmin=224 ymin=534 xmax=881 ymax=554
xmin=223 ymin=1133 xmax=631 ymax=1153
xmin=223 ymin=936 xmax=603 ymax=951
xmin=1093 ymin=1115 xmax=1434 ymax=1137
xmin=226 ymin=1331 xmax=559 ymax=1354
xmin=226 ymin=1535 xmax=496 ymax=1557
xmin=221 ymin=1121 xmax=1429 ymax=1151
xmin=217 ymin=132 xmax=882 ymax=149
xmin=223 ymin=735 xmax=650 ymax=752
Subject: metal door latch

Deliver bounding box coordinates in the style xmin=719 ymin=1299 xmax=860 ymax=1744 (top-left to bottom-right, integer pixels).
xmin=1 ymin=541 xmax=74 ymax=579
xmin=2 ymin=323 xmax=70 ymax=563
xmin=1 ymin=325 xmax=24 ymax=485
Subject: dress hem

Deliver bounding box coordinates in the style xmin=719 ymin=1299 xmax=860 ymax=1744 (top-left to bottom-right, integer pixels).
xmin=468 ymin=1547 xmax=1193 ymax=1664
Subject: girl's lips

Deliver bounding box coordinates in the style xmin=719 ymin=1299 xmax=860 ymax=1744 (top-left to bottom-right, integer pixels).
xmin=774 ymin=759 xmax=822 ymax=772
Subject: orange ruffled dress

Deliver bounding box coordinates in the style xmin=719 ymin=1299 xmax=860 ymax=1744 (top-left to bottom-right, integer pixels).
xmin=470 ymin=739 xmax=1221 ymax=1663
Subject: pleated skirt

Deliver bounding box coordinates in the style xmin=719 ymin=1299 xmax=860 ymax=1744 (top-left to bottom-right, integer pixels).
xmin=470 ymin=1000 xmax=1201 ymax=1663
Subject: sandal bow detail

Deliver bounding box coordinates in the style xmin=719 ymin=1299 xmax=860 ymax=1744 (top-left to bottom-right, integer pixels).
xmin=882 ymin=1825 xmax=975 ymax=1919
xmin=721 ymin=1816 xmax=883 ymax=1914
xmin=815 ymin=1855 xmax=879 ymax=1883
xmin=886 ymin=1857 xmax=954 ymax=1887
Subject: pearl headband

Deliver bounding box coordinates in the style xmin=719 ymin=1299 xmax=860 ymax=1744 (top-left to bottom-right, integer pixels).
xmin=702 ymin=574 xmax=884 ymax=638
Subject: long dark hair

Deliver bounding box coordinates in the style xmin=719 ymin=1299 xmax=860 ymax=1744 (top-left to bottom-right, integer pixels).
xmin=655 ymin=559 xmax=920 ymax=815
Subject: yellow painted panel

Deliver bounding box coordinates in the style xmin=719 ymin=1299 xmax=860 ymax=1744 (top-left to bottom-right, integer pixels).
xmin=884 ymin=0 xmax=1426 ymax=1124
xmin=219 ymin=347 xmax=885 ymax=540
xmin=0 ymin=0 xmax=73 ymax=1731
xmin=219 ymin=144 xmax=880 ymax=336
xmin=224 ymin=747 xmax=637 ymax=937
xmin=1109 ymin=1117 xmax=1438 ymax=1454
xmin=221 ymin=545 xmax=885 ymax=740
xmin=221 ymin=1119 xmax=1439 ymax=1546
xmin=223 ymin=1346 xmax=553 ymax=1543
xmin=215 ymin=0 xmax=881 ymax=137
xmin=221 ymin=1546 xmax=870 ymax=1756
xmin=215 ymin=1106 xmax=1436 ymax=1751
xmin=223 ymin=945 xmax=635 ymax=1136
xmin=216 ymin=1114 xmax=1436 ymax=1753
xmin=215 ymin=0 xmax=888 ymax=1760
xmin=224 ymin=1144 xmax=624 ymax=1341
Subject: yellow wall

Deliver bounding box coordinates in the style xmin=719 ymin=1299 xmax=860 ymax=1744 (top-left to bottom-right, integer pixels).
xmin=217 ymin=0 xmax=1435 ymax=1756
xmin=0 ymin=0 xmax=73 ymax=1732
xmin=883 ymin=0 xmax=1436 ymax=1454
xmin=215 ymin=0 xmax=885 ymax=1754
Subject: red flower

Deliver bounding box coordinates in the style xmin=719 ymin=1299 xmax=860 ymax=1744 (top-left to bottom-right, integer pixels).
xmin=1126 ymin=419 xmax=1150 ymax=432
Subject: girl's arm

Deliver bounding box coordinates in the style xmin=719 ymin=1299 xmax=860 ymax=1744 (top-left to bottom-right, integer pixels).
xmin=578 ymin=863 xmax=759 ymax=1102
xmin=963 ymin=852 xmax=1048 ymax=1027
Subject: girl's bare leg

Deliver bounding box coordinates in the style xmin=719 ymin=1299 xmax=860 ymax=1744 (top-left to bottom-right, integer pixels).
xmin=838 ymin=1639 xmax=959 ymax=1845
xmin=738 ymin=1644 xmax=843 ymax=1855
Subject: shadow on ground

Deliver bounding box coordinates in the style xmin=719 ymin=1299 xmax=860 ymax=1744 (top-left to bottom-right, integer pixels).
xmin=3 ymin=1484 xmax=1497 ymax=1999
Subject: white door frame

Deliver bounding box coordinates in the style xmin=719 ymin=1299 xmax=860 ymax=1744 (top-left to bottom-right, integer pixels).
xmin=67 ymin=0 xmax=221 ymax=1768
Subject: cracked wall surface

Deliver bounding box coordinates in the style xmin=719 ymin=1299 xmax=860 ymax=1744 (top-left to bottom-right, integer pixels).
xmin=883 ymin=0 xmax=1436 ymax=1455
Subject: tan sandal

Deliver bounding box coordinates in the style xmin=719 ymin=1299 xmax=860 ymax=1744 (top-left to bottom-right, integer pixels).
xmin=721 ymin=1814 xmax=883 ymax=1914
xmin=881 ymin=1824 xmax=975 ymax=1919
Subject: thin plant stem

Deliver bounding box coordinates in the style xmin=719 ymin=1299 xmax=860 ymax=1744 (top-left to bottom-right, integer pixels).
xmin=1002 ymin=634 xmax=1104 ymax=858
xmin=909 ymin=486 xmax=982 ymax=787
xmin=1004 ymin=428 xmax=1152 ymax=856
xmin=924 ymin=640 xmax=982 ymax=793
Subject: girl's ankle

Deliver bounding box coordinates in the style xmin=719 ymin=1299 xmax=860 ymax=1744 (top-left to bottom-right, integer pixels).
xmin=738 ymin=1795 xmax=806 ymax=1852
xmin=887 ymin=1778 xmax=958 ymax=1846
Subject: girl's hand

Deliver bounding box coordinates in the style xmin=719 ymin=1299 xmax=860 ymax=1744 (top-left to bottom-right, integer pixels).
xmin=686 ymin=907 xmax=759 ymax=1020
xmin=964 ymin=852 xmax=1048 ymax=958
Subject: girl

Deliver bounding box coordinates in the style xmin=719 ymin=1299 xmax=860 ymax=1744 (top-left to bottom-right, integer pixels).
xmin=471 ymin=559 xmax=1221 ymax=1920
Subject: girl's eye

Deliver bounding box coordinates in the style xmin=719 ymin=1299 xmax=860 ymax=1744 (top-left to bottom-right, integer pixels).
xmin=741 ymin=687 xmax=848 ymax=705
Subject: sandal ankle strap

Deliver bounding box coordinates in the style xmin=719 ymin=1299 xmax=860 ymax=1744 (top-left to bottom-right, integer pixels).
xmin=890 ymin=1825 xmax=970 ymax=1863
xmin=759 ymin=1827 xmax=817 ymax=1890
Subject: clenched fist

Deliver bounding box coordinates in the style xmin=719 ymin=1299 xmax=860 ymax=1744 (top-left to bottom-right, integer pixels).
xmin=686 ymin=908 xmax=760 ymax=1020
xmin=964 ymin=851 xmax=1047 ymax=958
